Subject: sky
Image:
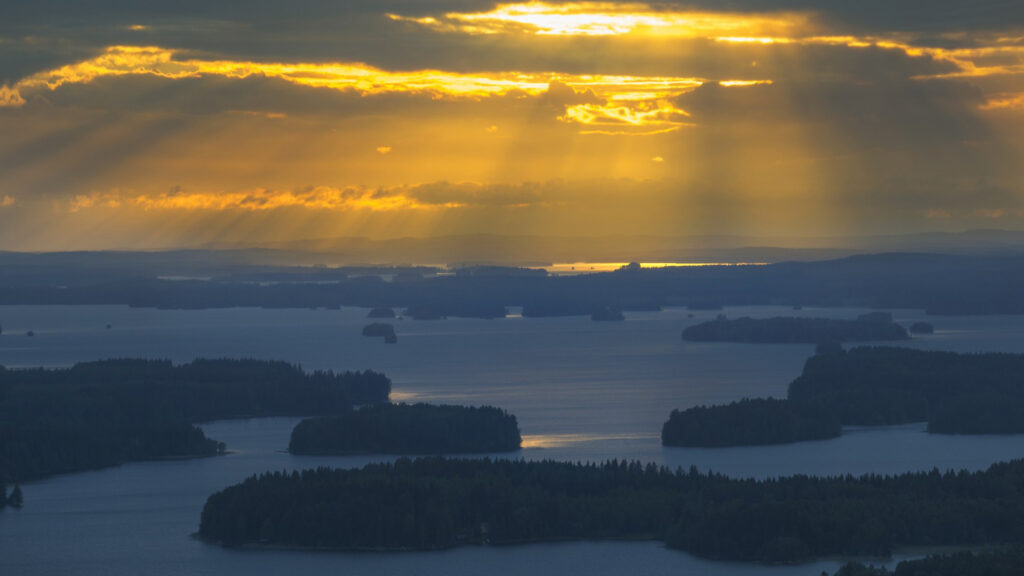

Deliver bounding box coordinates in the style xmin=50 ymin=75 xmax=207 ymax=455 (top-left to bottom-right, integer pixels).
xmin=2 ymin=1 xmax=1024 ymax=250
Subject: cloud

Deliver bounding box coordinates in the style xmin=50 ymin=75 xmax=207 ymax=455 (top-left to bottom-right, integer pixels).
xmin=2 ymin=46 xmax=727 ymax=133
xmin=0 ymin=84 xmax=24 ymax=106
xmin=2 ymin=1 xmax=1024 ymax=250
xmin=376 ymin=146 xmax=392 ymax=154
xmin=388 ymin=2 xmax=812 ymax=38
xmin=66 ymin=186 xmax=466 ymax=213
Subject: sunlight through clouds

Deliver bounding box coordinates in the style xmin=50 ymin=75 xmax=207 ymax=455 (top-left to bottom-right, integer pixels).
xmin=3 ymin=1 xmax=1024 ymax=248
xmin=388 ymin=2 xmax=810 ymax=38
xmin=1 ymin=46 xmax=724 ymax=132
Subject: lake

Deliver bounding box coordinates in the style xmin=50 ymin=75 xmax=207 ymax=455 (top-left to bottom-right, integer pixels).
xmin=1 ymin=304 xmax=1023 ymax=575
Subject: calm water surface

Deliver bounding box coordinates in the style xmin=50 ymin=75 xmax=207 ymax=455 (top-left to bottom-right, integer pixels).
xmin=1 ymin=305 xmax=1023 ymax=575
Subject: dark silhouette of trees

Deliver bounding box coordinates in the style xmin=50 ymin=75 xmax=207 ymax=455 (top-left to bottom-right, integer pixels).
xmin=909 ymin=321 xmax=934 ymax=334
xmin=362 ymin=323 xmax=397 ymax=343
xmin=830 ymin=548 xmax=1024 ymax=576
xmin=663 ymin=346 xmax=1024 ymax=447
xmin=789 ymin=347 xmax=1024 ymax=430
xmin=928 ymin=396 xmax=1024 ymax=434
xmin=289 ymin=403 xmax=521 ymax=455
xmin=199 ymin=457 xmax=1024 ymax=563
xmin=662 ymin=398 xmax=840 ymax=447
xmin=0 ymin=359 xmax=391 ymax=482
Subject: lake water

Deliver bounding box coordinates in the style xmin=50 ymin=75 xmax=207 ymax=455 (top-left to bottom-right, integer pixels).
xmin=1 ymin=304 xmax=1023 ymax=575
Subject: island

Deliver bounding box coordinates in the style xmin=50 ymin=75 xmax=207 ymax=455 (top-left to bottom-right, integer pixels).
xmin=909 ymin=321 xmax=935 ymax=334
xmin=288 ymin=403 xmax=521 ymax=455
xmin=662 ymin=346 xmax=1024 ymax=448
xmin=198 ymin=456 xmax=1024 ymax=563
xmin=0 ymin=359 xmax=391 ymax=482
xmin=361 ymin=322 xmax=397 ymax=343
xmin=661 ymin=398 xmax=840 ymax=447
xmin=788 ymin=346 xmax=1024 ymax=428
xmin=681 ymin=314 xmax=910 ymax=344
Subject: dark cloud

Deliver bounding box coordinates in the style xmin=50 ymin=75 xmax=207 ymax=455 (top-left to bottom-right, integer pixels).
xmin=1 ymin=1 xmax=1014 ymax=83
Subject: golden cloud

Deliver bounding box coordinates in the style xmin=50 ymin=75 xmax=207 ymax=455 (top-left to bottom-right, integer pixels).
xmin=391 ymin=2 xmax=1024 ymax=88
xmin=3 ymin=46 xmax=729 ymax=132
xmin=0 ymin=84 xmax=25 ymax=106
xmin=67 ymin=187 xmax=465 ymax=213
xmin=560 ymin=100 xmax=690 ymax=130
xmin=982 ymin=92 xmax=1024 ymax=110
xmin=388 ymin=2 xmax=810 ymax=38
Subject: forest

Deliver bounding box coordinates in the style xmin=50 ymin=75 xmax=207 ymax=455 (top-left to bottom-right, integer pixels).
xmin=198 ymin=456 xmax=1024 ymax=563
xmin=680 ymin=314 xmax=909 ymax=344
xmin=829 ymin=548 xmax=1024 ymax=576
xmin=289 ymin=403 xmax=521 ymax=455
xmin=789 ymin=347 xmax=1024 ymax=429
xmin=0 ymin=359 xmax=391 ymax=482
xmin=661 ymin=398 xmax=840 ymax=447
xmin=662 ymin=346 xmax=1024 ymax=446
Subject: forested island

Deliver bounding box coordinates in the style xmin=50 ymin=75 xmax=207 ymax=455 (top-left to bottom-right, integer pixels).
xmin=289 ymin=403 xmax=521 ymax=455
xmin=681 ymin=313 xmax=909 ymax=344
xmin=361 ymin=323 xmax=397 ymax=343
xmin=909 ymin=321 xmax=934 ymax=334
xmin=199 ymin=456 xmax=1024 ymax=562
xmin=789 ymin=347 xmax=1024 ymax=430
xmin=830 ymin=548 xmax=1024 ymax=576
xmin=663 ymin=346 xmax=1024 ymax=447
xmin=662 ymin=398 xmax=840 ymax=447
xmin=0 ymin=359 xmax=391 ymax=482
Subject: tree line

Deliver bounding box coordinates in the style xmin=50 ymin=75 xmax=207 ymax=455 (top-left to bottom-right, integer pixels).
xmin=789 ymin=347 xmax=1024 ymax=431
xmin=828 ymin=547 xmax=1024 ymax=576
xmin=663 ymin=346 xmax=1024 ymax=446
xmin=289 ymin=403 xmax=521 ymax=455
xmin=662 ymin=398 xmax=840 ymax=447
xmin=0 ymin=359 xmax=391 ymax=483
xmin=198 ymin=456 xmax=1024 ymax=563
